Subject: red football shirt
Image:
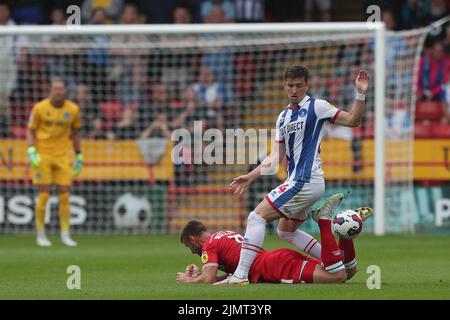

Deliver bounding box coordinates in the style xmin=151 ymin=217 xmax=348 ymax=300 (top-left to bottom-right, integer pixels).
xmin=201 ymin=230 xmax=319 ymax=283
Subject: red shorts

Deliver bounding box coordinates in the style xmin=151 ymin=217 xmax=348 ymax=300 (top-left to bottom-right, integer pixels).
xmin=250 ymin=248 xmax=321 ymax=284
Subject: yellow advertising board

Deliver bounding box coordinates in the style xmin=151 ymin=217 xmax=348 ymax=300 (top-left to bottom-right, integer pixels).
xmin=1 ymin=139 xmax=449 ymax=181
xmin=0 ymin=139 xmax=174 ymax=181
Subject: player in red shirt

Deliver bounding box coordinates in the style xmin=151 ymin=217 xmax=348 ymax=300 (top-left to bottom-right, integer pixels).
xmin=176 ymin=206 xmax=373 ymax=284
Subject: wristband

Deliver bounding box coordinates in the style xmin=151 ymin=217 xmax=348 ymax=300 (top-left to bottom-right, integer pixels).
xmin=356 ymin=93 xmax=366 ymax=101
xmin=76 ymin=153 xmax=84 ymax=161
xmin=28 ymin=146 xmax=37 ymax=154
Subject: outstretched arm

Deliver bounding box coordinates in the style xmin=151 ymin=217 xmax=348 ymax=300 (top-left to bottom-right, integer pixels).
xmin=229 ymin=142 xmax=286 ymax=195
xmin=177 ymin=265 xmax=221 ymax=284
xmin=333 ymin=69 xmax=369 ymax=128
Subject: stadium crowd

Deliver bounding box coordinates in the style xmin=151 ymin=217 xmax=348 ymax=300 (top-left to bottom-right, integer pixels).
xmin=0 ymin=0 xmax=448 ymax=185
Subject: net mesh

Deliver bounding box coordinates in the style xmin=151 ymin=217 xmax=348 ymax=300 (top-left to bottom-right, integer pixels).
xmin=0 ymin=26 xmax=427 ymax=234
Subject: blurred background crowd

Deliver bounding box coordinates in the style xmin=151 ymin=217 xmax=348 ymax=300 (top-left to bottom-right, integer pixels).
xmin=0 ymin=0 xmax=448 ymax=185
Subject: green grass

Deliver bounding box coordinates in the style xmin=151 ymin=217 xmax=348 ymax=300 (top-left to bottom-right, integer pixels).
xmin=1 ymin=234 xmax=450 ymax=299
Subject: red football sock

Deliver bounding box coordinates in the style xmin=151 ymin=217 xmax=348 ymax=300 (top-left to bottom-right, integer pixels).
xmin=318 ymin=219 xmax=344 ymax=272
xmin=339 ymin=237 xmax=356 ymax=268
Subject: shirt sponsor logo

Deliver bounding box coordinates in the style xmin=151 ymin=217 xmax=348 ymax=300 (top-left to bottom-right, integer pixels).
xmin=299 ymin=108 xmax=307 ymax=117
xmin=280 ymin=121 xmax=304 ymax=136
xmin=201 ymin=251 xmax=208 ymax=264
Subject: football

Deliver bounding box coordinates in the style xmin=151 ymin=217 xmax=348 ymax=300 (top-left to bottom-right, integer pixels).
xmin=333 ymin=209 xmax=363 ymax=239
xmin=112 ymin=193 xmax=153 ymax=229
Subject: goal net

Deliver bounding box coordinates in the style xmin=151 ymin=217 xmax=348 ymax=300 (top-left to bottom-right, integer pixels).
xmin=0 ymin=22 xmax=431 ymax=235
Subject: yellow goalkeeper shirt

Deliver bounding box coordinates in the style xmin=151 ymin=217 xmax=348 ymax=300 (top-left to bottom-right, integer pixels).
xmin=28 ymin=98 xmax=81 ymax=157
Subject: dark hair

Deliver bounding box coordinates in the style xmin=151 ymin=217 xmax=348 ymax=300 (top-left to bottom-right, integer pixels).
xmin=175 ymin=3 xmax=193 ymax=14
xmin=284 ymin=65 xmax=310 ymax=82
xmin=180 ymin=220 xmax=207 ymax=243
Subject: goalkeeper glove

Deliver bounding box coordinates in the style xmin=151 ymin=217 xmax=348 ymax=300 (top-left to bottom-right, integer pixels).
xmin=73 ymin=152 xmax=84 ymax=177
xmin=27 ymin=146 xmax=41 ymax=169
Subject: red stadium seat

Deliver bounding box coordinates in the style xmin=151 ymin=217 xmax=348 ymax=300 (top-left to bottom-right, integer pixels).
xmin=431 ymin=123 xmax=450 ymax=138
xmin=352 ymin=126 xmax=362 ymax=138
xmin=414 ymin=120 xmax=433 ymax=139
xmin=10 ymin=102 xmax=33 ymax=126
xmin=415 ymin=101 xmax=444 ymax=121
xmin=11 ymin=125 xmax=27 ymax=139
xmin=100 ymin=101 xmax=124 ymax=130
xmin=362 ymin=124 xmax=375 ymax=139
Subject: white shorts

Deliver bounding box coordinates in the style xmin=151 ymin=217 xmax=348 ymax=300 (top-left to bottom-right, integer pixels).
xmin=265 ymin=181 xmax=325 ymax=221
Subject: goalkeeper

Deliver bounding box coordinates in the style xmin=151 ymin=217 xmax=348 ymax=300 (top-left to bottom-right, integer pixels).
xmin=26 ymin=79 xmax=83 ymax=247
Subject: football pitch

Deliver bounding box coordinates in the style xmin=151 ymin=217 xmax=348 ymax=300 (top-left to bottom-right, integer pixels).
xmin=1 ymin=234 xmax=449 ymax=300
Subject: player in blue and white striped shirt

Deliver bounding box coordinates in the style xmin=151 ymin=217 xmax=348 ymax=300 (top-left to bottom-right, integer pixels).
xmin=215 ymin=65 xmax=370 ymax=285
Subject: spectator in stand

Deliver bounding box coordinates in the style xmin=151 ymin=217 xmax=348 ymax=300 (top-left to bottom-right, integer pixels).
xmin=417 ymin=40 xmax=450 ymax=104
xmin=83 ymin=7 xmax=113 ymax=104
xmin=130 ymin=0 xmax=179 ymax=24
xmin=201 ymin=0 xmax=235 ymax=22
xmin=44 ymin=7 xmax=82 ymax=98
xmin=443 ymin=23 xmax=450 ymax=53
xmin=192 ymin=66 xmax=226 ymax=131
xmin=144 ymin=85 xmax=207 ymax=137
xmin=401 ymin=0 xmax=431 ymax=29
xmin=171 ymin=85 xmax=208 ymax=132
xmin=140 ymin=113 xmax=172 ymax=139
xmin=140 ymin=83 xmax=180 ymax=140
xmin=74 ymin=84 xmax=105 ymax=139
xmin=147 ymin=82 xmax=175 ymax=124
xmin=172 ymin=4 xmax=193 ymax=24
xmin=304 ymin=0 xmax=331 ymax=22
xmin=8 ymin=0 xmax=46 ymax=24
xmin=201 ymin=6 xmax=234 ymax=117
xmin=107 ymin=105 xmax=144 ymax=140
xmin=81 ymin=0 xmax=124 ymax=24
xmin=233 ymin=0 xmax=264 ymax=23
xmin=49 ymin=7 xmax=67 ymax=25
xmin=429 ymin=0 xmax=448 ymax=23
xmin=110 ymin=3 xmax=149 ymax=108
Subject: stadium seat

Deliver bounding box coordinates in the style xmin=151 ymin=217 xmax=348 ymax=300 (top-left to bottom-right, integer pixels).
xmin=100 ymin=101 xmax=124 ymax=130
xmin=414 ymin=120 xmax=433 ymax=139
xmin=10 ymin=102 xmax=33 ymax=126
xmin=362 ymin=124 xmax=375 ymax=139
xmin=11 ymin=125 xmax=27 ymax=139
xmin=415 ymin=101 xmax=444 ymax=121
xmin=431 ymin=123 xmax=450 ymax=138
